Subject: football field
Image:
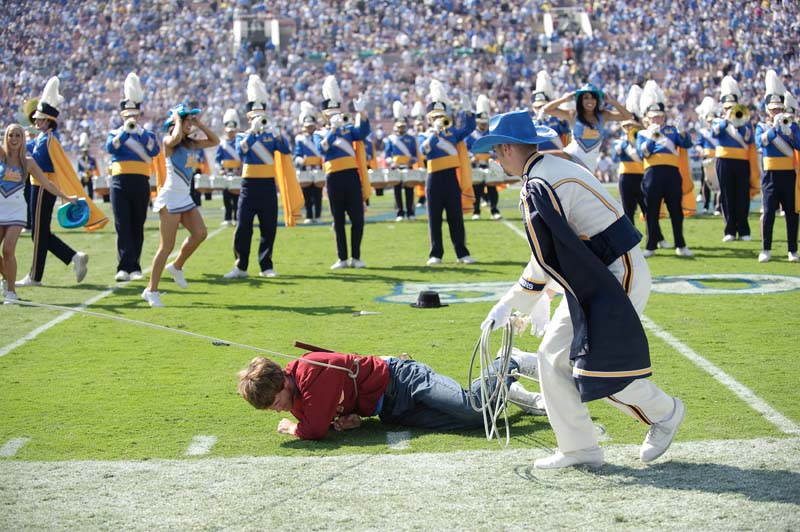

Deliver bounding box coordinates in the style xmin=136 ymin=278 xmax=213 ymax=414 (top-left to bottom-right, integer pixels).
xmin=1 ymin=186 xmax=799 ymax=530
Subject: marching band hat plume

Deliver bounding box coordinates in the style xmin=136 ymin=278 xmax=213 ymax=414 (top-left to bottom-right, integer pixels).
xmin=470 ymin=111 xmax=557 ymax=153
xmin=410 ymin=290 xmax=448 ymax=308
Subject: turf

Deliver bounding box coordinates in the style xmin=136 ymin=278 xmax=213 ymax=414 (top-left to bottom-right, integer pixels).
xmin=1 ymin=185 xmax=799 ymax=462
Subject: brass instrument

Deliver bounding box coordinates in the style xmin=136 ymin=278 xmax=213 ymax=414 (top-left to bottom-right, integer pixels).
xmin=728 ymin=103 xmax=750 ymax=128
xmin=627 ymin=125 xmax=642 ymax=144
xmin=775 ymin=113 xmax=793 ymax=127
xmin=124 ymin=118 xmax=137 ymax=132
xmin=441 ymin=116 xmax=452 ymax=128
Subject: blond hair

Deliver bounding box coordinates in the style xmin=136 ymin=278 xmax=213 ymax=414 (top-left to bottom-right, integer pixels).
xmin=2 ymin=124 xmax=29 ymax=175
xmin=237 ymin=356 xmax=286 ymax=409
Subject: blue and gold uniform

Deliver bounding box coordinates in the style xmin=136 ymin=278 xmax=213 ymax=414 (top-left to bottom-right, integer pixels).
xmin=384 ymin=124 xmax=420 ymax=220
xmin=465 ymin=124 xmax=500 ymax=219
xmin=420 ymin=89 xmax=476 ymax=263
xmin=636 ymin=123 xmax=693 ymax=253
xmin=612 ymin=133 xmax=645 ymax=225
xmin=711 ymin=116 xmax=756 ymax=239
xmin=215 ymin=134 xmax=241 ymax=224
xmin=534 ymin=114 xmax=567 ymax=152
xmin=294 ymin=108 xmax=324 ymax=223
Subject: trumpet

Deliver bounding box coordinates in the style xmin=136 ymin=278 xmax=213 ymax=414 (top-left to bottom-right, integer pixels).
xmin=774 ymin=113 xmax=794 ymax=127
xmin=124 ymin=118 xmax=137 ymax=132
xmin=627 ymin=126 xmax=642 ymax=144
xmin=441 ymin=116 xmax=452 ymax=128
xmin=728 ymin=104 xmax=750 ymax=128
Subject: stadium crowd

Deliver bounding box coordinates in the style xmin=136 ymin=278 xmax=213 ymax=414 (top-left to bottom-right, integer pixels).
xmin=2 ymin=0 xmax=799 ymax=162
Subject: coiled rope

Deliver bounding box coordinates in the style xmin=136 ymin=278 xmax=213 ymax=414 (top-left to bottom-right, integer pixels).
xmin=467 ymin=321 xmax=514 ymax=446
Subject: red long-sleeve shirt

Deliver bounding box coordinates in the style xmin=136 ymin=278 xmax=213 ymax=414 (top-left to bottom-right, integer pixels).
xmin=286 ymin=352 xmax=390 ymax=440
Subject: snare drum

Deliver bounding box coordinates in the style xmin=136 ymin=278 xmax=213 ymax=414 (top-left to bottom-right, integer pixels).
xmin=401 ymin=168 xmax=424 ymax=187
xmin=297 ymin=170 xmax=314 ymax=188
xmin=383 ymin=168 xmax=401 ymax=188
xmin=93 ymin=175 xmax=111 ymax=196
xmin=485 ymin=160 xmax=506 ymax=185
xmin=311 ymin=168 xmax=325 ymax=188
xmin=473 ymin=167 xmax=488 ymax=185
xmin=194 ymin=174 xmax=213 ymax=193
xmin=368 ymin=169 xmax=385 ymax=189
xmin=702 ymin=158 xmax=719 ymax=193
xmin=227 ymin=175 xmax=242 ymax=194
xmin=211 ymin=175 xmax=226 ymax=191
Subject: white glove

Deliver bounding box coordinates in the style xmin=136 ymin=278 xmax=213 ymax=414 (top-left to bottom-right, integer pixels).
xmin=433 ymin=117 xmax=446 ymax=133
xmin=481 ymin=301 xmax=512 ymax=331
xmin=528 ymin=294 xmax=551 ymax=337
xmin=329 ymin=113 xmax=344 ymax=130
xmin=353 ymin=93 xmax=367 ymax=112
xmin=648 ymin=123 xmax=660 ymax=135
xmin=782 ymin=124 xmax=793 ymax=137
xmin=460 ymin=93 xmax=472 ymax=113
xmin=250 ymin=116 xmax=267 ymax=133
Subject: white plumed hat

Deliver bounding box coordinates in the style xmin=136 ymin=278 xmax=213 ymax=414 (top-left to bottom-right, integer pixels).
xmin=640 ymin=80 xmax=666 ymax=116
xmin=764 ymin=70 xmax=786 ymax=110
xmin=475 ymin=94 xmax=491 ymax=122
xmin=246 ymin=75 xmax=268 ymax=115
xmin=427 ymin=79 xmax=450 ymax=117
xmin=321 ymin=75 xmax=342 ymax=113
xmin=532 ymin=71 xmax=555 ymax=106
xmin=120 ymin=72 xmax=144 ymax=116
xmin=299 ymin=101 xmax=317 ymax=125
xmin=33 ymin=76 xmax=64 ymax=121
xmin=720 ymin=75 xmax=742 ymax=106
xmin=222 ymin=108 xmax=240 ymax=129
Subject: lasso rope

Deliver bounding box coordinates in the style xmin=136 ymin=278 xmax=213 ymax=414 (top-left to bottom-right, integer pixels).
xmin=6 ymin=299 xmax=358 ymax=377
xmin=467 ymin=321 xmax=515 ymax=446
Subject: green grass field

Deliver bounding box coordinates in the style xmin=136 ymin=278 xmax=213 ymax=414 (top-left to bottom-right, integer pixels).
xmin=1 ymin=184 xmax=799 ymax=530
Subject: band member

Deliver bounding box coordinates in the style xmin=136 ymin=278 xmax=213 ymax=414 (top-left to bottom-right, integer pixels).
xmin=215 ymin=108 xmax=241 ymax=226
xmin=531 ymin=71 xmax=569 ymax=157
xmin=385 ymin=101 xmax=420 ymax=222
xmin=223 ymin=75 xmax=294 ymax=280
xmin=19 ymin=77 xmax=108 ymax=287
xmin=755 ymin=71 xmax=800 ymax=263
xmin=420 ymin=80 xmax=476 ymax=265
xmin=466 ymin=95 xmax=501 ymax=220
xmin=411 ymin=101 xmax=427 ymax=208
xmin=542 ymin=83 xmax=632 ymax=173
xmin=636 ymin=80 xmax=694 ymax=257
xmin=142 ymin=104 xmax=218 ymax=307
xmin=712 ymin=76 xmax=759 ymax=242
xmin=294 ymin=102 xmax=324 ymax=224
xmin=77 ymin=132 xmax=98 ymax=200
xmin=613 ymin=86 xmax=647 ymax=226
xmin=106 ymin=73 xmax=160 ymax=282
xmin=314 ymin=75 xmax=371 ymax=270
xmin=695 ymin=96 xmax=721 ymax=215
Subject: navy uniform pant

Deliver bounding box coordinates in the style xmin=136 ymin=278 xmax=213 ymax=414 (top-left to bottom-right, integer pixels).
xmin=394 ymin=183 xmax=415 ymax=217
xmin=761 ymin=169 xmax=798 ymax=253
xmin=302 ymin=185 xmax=323 ymax=220
xmin=28 ymin=185 xmax=76 ymax=282
xmin=642 ymin=165 xmax=685 ymax=250
xmin=222 ymin=189 xmax=238 ymax=222
xmin=234 ymin=178 xmax=277 ymax=271
xmin=426 ymin=167 xmax=470 ymax=259
xmin=326 ymin=168 xmax=364 ymax=261
xmin=110 ymin=173 xmax=150 ymax=273
xmin=717 ymin=158 xmax=751 ymax=238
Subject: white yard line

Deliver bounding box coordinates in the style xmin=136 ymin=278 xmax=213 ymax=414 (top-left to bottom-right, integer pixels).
xmin=503 ymin=219 xmax=799 ymax=435
xmin=641 ymin=316 xmax=800 ymax=435
xmin=0 ymin=225 xmax=227 ymax=359
xmin=185 ymin=435 xmax=218 ymax=456
xmin=387 ymin=431 xmax=411 ymax=450
xmin=0 ymin=437 xmax=30 ymax=458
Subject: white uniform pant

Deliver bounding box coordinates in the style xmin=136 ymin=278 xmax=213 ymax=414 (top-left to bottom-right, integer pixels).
xmin=537 ymin=249 xmax=676 ymax=453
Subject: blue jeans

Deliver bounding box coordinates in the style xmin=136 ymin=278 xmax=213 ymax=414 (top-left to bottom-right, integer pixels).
xmin=378 ymin=357 xmax=519 ymax=430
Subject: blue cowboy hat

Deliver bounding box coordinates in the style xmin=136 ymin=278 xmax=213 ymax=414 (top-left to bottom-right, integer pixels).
xmin=575 ymin=83 xmax=604 ymax=102
xmin=471 ymin=111 xmax=558 ymax=154
xmin=162 ymin=103 xmax=201 ymax=131
xmin=57 ymin=198 xmax=90 ymax=229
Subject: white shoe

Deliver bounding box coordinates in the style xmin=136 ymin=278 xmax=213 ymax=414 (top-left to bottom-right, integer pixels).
xmin=657 ymin=240 xmax=673 ymax=249
xmin=259 ymin=269 xmax=278 ymax=278
xmin=303 ymin=218 xmax=313 ymax=224
xmin=722 ymin=234 xmax=735 ymax=242
xmin=165 ymin=262 xmax=188 ymax=289
xmin=457 ymin=255 xmax=476 ymax=264
xmin=758 ymin=251 xmax=771 ymax=263
xmin=72 ymin=252 xmax=88 ymax=283
xmin=349 ymin=258 xmax=366 ymax=268
xmin=789 ymin=252 xmax=799 ymax=262
xmin=129 ymin=271 xmax=144 ymax=281
xmin=223 ymin=266 xmax=248 ymax=279
xmin=471 ymin=213 xmax=480 ymax=220
xmin=510 ymin=347 xmax=539 ymax=381
xmin=713 ymin=210 xmax=721 ymax=216
xmin=141 ymin=288 xmax=164 ymax=307
xmin=675 ymin=247 xmax=693 ymax=257
xmin=642 ymin=249 xmax=655 ymax=258
xmin=1 ymin=279 xmax=6 ymax=295
xmin=395 ymin=215 xmax=404 ymax=222
xmin=4 ymin=291 xmax=18 ymax=305
xmin=739 ymin=235 xmax=752 ymax=242
xmin=507 ymin=382 xmax=546 ymax=416
xmin=115 ymin=270 xmax=130 ymax=282
xmin=426 ymin=257 xmax=442 ymax=265
xmin=491 ymin=212 xmax=503 ymax=220
xmin=220 ymin=220 xmax=232 ymax=226
xmin=408 ymin=215 xmax=416 ymax=221
xmin=534 ymin=446 xmax=604 ymax=469
xmin=640 ymin=397 xmax=686 ymax=462
xmin=17 ymin=274 xmax=41 ymax=287
xmin=330 ymin=259 xmax=349 ymax=270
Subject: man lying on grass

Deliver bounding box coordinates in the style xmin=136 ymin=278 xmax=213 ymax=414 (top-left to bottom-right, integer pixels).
xmin=237 ymin=351 xmax=543 ymax=440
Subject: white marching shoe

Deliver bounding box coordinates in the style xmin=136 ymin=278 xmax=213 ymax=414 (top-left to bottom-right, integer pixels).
xmin=72 ymin=252 xmax=89 ymax=283
xmin=115 ymin=270 xmax=130 ymax=282
xmin=758 ymin=251 xmax=771 ymax=263
xmin=534 ymin=446 xmax=604 ymax=469
xmin=457 ymin=255 xmax=476 ymax=264
xmin=426 ymin=257 xmax=442 ymax=265
xmin=640 ymin=397 xmax=686 ymax=463
xmin=259 ymin=269 xmax=278 ymax=278
xmin=722 ymin=234 xmax=736 ymax=243
xmin=349 ymin=258 xmax=366 ymax=268
xmin=789 ymin=252 xmax=799 ymax=262
xmin=642 ymin=249 xmax=655 ymax=258
xmin=223 ymin=266 xmax=248 ymax=279
xmin=17 ymin=274 xmax=42 ymax=287
xmin=330 ymin=259 xmax=349 ymax=270
xmin=657 ymin=240 xmax=673 ymax=249
xmin=675 ymin=247 xmax=693 ymax=257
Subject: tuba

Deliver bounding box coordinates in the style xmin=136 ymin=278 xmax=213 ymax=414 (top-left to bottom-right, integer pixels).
xmin=728 ymin=104 xmax=750 ymax=128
